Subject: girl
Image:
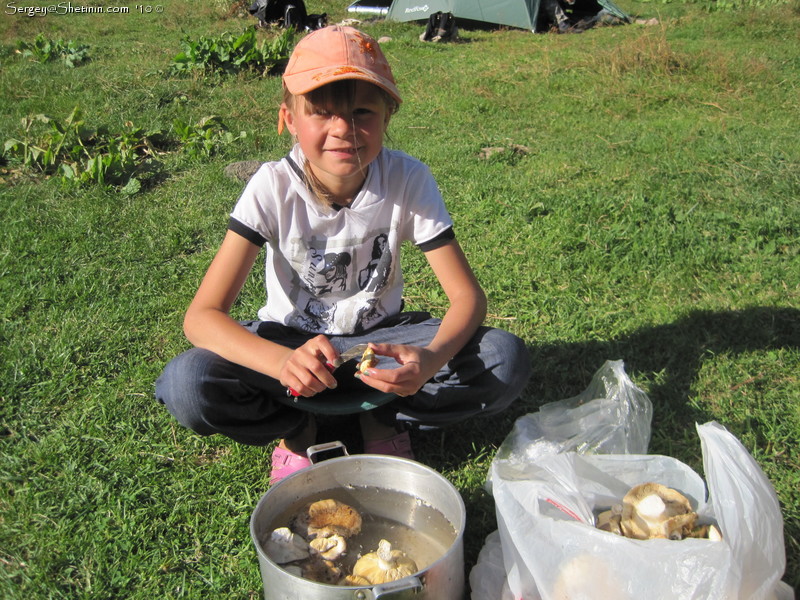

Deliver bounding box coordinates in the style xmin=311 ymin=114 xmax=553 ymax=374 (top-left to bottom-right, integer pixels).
xmin=155 ymin=26 xmax=531 ymax=483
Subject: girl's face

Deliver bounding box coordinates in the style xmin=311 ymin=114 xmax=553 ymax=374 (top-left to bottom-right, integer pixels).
xmin=281 ymin=81 xmax=391 ymax=200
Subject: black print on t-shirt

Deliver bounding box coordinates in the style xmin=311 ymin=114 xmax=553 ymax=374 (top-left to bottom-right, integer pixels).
xmin=354 ymin=297 xmax=385 ymax=334
xmin=304 ymin=249 xmax=351 ymax=296
xmin=290 ymin=297 xmax=335 ymax=332
xmin=358 ymin=233 xmax=391 ymax=293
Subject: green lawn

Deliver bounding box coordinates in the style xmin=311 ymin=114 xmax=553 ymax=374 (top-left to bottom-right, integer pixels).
xmin=1 ymin=0 xmax=798 ymax=597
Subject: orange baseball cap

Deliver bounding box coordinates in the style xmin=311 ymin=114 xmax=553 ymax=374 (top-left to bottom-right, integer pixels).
xmin=282 ymin=26 xmax=402 ymax=106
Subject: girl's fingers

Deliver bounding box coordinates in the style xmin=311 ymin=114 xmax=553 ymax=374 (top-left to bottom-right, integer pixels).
xmin=357 ymin=360 xmax=424 ymax=397
xmin=282 ymin=337 xmax=339 ymax=396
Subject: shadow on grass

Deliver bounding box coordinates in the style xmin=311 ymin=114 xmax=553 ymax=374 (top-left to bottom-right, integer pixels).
xmin=533 ymin=305 xmax=798 ymax=420
xmin=414 ymin=305 xmax=799 ymax=596
xmin=419 ymin=305 xmax=798 ymax=458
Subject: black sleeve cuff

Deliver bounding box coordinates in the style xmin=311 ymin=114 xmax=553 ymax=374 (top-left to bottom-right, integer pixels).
xmin=228 ymin=217 xmax=267 ymax=247
xmin=417 ymin=226 xmax=455 ymax=252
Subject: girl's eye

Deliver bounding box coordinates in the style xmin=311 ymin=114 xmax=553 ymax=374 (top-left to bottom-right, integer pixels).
xmin=306 ymin=104 xmax=331 ymax=117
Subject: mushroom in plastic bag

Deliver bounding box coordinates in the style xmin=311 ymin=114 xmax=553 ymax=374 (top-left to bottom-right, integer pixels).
xmin=486 ymin=421 xmax=792 ymax=599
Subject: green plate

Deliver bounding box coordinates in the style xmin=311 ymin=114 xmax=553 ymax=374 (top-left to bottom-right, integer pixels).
xmin=279 ymin=389 xmax=397 ymax=415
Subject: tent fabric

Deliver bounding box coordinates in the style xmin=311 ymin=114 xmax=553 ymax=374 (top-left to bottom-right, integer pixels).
xmin=388 ymin=0 xmax=540 ymax=30
xmin=387 ymin=1 xmax=455 ymax=23
xmin=596 ymin=0 xmax=629 ymax=21
xmin=386 ymin=0 xmax=628 ymax=32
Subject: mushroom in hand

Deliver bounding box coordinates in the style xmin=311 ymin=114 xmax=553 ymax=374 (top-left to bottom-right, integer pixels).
xmin=355 ymin=347 xmax=377 ymax=378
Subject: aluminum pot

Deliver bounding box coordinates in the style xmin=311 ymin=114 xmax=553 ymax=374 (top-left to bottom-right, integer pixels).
xmin=250 ymin=443 xmax=466 ymax=600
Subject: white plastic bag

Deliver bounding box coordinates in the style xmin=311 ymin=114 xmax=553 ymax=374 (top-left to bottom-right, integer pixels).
xmin=468 ymin=530 xmax=515 ymax=600
xmin=473 ymin=359 xmax=653 ymax=599
xmin=489 ymin=360 xmax=652 ymax=483
xmin=700 ymin=423 xmax=793 ymax=600
xmin=490 ymin=421 xmax=791 ymax=600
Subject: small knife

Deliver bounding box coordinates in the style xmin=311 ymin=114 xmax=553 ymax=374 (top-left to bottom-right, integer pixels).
xmin=286 ymin=343 xmax=370 ymax=398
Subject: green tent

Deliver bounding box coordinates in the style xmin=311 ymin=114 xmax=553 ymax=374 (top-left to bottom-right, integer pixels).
xmin=385 ymin=0 xmax=629 ymax=32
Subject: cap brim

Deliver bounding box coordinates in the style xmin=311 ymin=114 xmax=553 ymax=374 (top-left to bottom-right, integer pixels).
xmin=283 ymin=66 xmax=402 ymax=105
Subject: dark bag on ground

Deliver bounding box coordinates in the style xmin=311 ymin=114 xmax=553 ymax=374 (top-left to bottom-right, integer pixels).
xmin=248 ymin=0 xmax=288 ymax=26
xmin=420 ymin=11 xmax=457 ymax=42
xmin=249 ymin=0 xmax=325 ymax=30
xmin=282 ymin=2 xmax=307 ymax=29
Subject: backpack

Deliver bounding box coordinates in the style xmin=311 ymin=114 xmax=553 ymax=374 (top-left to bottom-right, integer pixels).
xmin=249 ymin=0 xmax=326 ymax=31
xmin=248 ymin=0 xmax=285 ymax=26
xmin=248 ymin=0 xmax=308 ymax=29
xmin=282 ymin=3 xmax=307 ymax=29
xmin=420 ymin=11 xmax=458 ymax=42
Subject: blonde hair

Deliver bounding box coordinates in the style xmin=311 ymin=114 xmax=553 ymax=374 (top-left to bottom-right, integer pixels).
xmin=282 ymin=81 xmax=399 ymax=208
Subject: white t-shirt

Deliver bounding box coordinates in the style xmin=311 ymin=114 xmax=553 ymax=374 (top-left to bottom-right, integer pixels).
xmin=229 ymin=145 xmax=454 ymax=335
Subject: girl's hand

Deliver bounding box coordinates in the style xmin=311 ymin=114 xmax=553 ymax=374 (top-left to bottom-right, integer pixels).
xmin=279 ymin=335 xmax=339 ymax=397
xmin=356 ymin=343 xmax=437 ymax=397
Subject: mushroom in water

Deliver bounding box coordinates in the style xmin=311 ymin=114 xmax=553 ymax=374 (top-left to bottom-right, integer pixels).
xmin=299 ymin=556 xmax=343 ymax=584
xmin=339 ymin=574 xmax=371 ymax=587
xmin=283 ymin=564 xmax=303 ymax=578
xmin=309 ymin=533 xmax=347 ymax=561
xmin=291 ymin=498 xmax=363 ymax=540
xmin=620 ymin=482 xmax=697 ymax=540
xmin=352 ymin=539 xmax=418 ymax=584
xmin=264 ymin=527 xmax=310 ymax=564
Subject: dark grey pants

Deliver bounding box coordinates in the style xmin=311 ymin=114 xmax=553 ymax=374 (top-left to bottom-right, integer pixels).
xmin=155 ymin=312 xmax=531 ymax=446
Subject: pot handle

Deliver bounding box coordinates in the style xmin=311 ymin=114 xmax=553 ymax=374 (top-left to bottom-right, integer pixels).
xmin=306 ymin=440 xmax=349 ymax=464
xmin=370 ymin=576 xmax=424 ymax=598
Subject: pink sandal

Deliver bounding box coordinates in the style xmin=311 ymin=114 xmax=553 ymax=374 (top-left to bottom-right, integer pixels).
xmin=364 ymin=430 xmax=415 ymax=460
xmin=270 ymin=446 xmax=312 ymax=484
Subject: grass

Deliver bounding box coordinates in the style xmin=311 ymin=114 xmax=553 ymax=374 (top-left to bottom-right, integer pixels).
xmin=1 ymin=0 xmax=798 ymax=597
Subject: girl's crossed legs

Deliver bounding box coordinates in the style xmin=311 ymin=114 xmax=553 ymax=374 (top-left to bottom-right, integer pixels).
xmin=155 ymin=312 xmax=531 ymax=447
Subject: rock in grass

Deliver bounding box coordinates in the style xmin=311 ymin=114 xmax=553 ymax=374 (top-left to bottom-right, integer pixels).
xmin=224 ymin=160 xmax=263 ymax=182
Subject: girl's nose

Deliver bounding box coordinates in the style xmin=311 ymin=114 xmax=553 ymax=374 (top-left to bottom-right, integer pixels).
xmin=329 ymin=114 xmax=353 ymax=137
